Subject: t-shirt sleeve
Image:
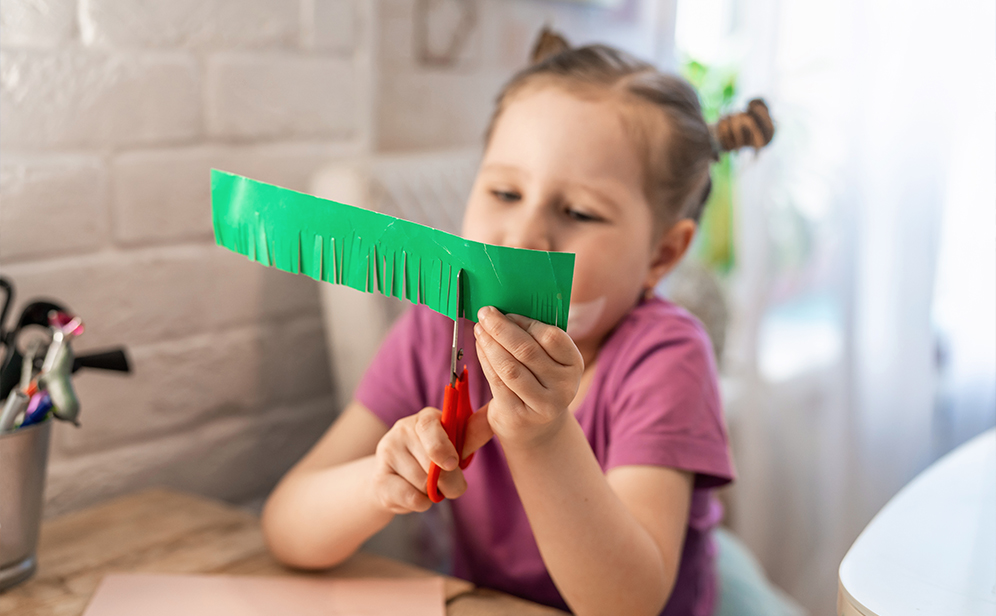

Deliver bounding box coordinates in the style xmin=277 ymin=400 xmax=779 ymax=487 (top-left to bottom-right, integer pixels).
xmin=605 ymin=316 xmax=734 ymax=489
xmin=354 ymin=306 xmax=434 ymax=427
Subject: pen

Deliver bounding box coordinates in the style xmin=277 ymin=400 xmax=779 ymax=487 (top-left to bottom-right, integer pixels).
xmin=0 ymin=390 xmax=29 ymax=433
xmin=39 ymin=312 xmax=83 ymax=426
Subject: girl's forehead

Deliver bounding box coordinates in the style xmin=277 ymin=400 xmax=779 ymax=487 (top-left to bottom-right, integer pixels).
xmin=485 ymin=87 xmax=645 ymax=190
xmin=497 ymin=84 xmax=625 ymax=130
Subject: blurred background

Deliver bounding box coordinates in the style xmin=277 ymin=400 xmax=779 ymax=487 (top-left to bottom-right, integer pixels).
xmin=1 ymin=1 xmax=992 ymax=614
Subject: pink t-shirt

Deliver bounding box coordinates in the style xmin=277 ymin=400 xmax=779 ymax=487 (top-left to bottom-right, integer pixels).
xmin=355 ymin=297 xmax=734 ymax=615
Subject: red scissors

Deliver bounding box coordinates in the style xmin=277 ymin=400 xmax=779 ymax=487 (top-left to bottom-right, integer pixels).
xmin=426 ymin=269 xmax=475 ymax=503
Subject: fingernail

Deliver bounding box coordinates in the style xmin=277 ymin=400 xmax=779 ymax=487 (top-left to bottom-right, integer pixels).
xmin=477 ymin=307 xmax=490 ymax=322
xmin=444 ymin=457 xmax=459 ymax=470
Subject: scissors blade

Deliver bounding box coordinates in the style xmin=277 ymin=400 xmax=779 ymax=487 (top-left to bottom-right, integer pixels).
xmin=449 ymin=269 xmax=466 ymax=386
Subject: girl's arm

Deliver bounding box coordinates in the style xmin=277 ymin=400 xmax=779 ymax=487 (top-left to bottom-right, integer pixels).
xmin=502 ymin=420 xmax=693 ymax=616
xmin=475 ymin=307 xmax=693 ymax=616
xmin=261 ymin=401 xmax=393 ymax=568
xmin=262 ymin=399 xmax=493 ymax=569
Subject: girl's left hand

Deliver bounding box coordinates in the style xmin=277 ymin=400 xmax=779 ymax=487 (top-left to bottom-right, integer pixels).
xmin=474 ymin=306 xmax=584 ymax=449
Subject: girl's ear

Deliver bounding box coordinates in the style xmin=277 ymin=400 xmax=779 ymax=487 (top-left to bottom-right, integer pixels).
xmin=644 ymin=219 xmax=697 ymax=290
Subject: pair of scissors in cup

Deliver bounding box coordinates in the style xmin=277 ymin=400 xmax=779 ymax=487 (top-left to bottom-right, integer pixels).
xmin=426 ymin=269 xmax=475 ymax=503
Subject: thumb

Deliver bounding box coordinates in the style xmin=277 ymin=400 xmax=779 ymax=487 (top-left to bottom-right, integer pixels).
xmin=462 ymin=402 xmax=494 ymax=458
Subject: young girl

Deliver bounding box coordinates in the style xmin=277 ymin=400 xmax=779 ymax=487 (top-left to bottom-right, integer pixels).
xmin=262 ymin=29 xmax=773 ymax=616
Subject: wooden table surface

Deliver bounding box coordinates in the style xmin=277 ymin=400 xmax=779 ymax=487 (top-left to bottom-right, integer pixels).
xmin=0 ymin=488 xmax=567 ymax=616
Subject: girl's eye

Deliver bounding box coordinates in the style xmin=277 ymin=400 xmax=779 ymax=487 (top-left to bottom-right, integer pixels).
xmin=491 ymin=190 xmax=521 ymax=203
xmin=565 ymin=207 xmax=603 ymax=223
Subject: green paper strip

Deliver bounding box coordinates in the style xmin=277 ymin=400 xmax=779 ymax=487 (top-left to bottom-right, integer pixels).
xmin=211 ymin=170 xmax=574 ymax=328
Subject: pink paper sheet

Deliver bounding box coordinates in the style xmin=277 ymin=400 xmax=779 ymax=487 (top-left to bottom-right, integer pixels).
xmin=82 ymin=573 xmax=446 ymax=616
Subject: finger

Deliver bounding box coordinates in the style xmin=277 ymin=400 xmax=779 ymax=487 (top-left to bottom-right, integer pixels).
xmin=505 ymin=313 xmax=582 ymax=368
xmin=437 ymin=468 xmax=468 ymax=499
xmin=377 ymin=472 xmax=432 ymax=514
xmin=383 ymin=446 xmax=430 ymax=494
xmin=476 ymin=340 xmax=505 ymax=393
xmin=477 ymin=307 xmax=556 ymax=383
xmin=475 ymin=324 xmax=545 ymax=400
xmin=476 ymin=339 xmax=521 ymax=408
xmin=415 ymin=408 xmax=460 ymax=471
xmin=461 ymin=402 xmax=494 ymax=458
xmin=400 ymin=413 xmax=432 ymax=472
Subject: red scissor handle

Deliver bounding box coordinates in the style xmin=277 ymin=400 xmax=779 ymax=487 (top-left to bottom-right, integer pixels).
xmin=426 ymin=367 xmax=474 ymax=503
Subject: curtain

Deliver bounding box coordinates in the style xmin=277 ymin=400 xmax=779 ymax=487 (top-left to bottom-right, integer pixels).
xmin=680 ymin=0 xmax=996 ymax=613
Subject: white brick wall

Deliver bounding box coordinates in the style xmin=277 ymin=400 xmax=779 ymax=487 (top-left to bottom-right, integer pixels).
xmin=0 ymin=0 xmax=77 ymax=48
xmin=1 ymin=49 xmax=201 ymax=149
xmin=374 ymin=0 xmax=666 ymax=151
xmin=206 ymin=53 xmax=356 ymax=139
xmin=45 ymin=396 xmax=335 ymax=516
xmin=0 ymin=0 xmax=367 ymax=515
xmin=0 ymin=154 xmax=109 ymax=261
xmin=304 ymin=0 xmax=358 ymax=53
xmin=111 ymin=142 xmax=357 ymax=244
xmin=377 ymin=70 xmax=504 ymax=151
xmin=0 ymin=0 xmax=661 ymax=519
xmin=79 ymin=0 xmax=300 ymax=49
xmin=58 ymin=315 xmax=331 ymax=456
xmin=1 ymin=247 xmax=321 ymax=358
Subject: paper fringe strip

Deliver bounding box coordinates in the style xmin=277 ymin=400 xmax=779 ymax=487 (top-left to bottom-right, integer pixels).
xmin=211 ymin=170 xmax=574 ymax=328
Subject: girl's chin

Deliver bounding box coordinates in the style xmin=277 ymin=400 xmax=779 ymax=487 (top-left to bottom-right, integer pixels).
xmin=567 ymin=296 xmax=606 ymax=340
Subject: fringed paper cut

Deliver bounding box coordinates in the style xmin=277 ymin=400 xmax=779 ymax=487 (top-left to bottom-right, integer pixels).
xmin=211 ymin=170 xmax=574 ymax=328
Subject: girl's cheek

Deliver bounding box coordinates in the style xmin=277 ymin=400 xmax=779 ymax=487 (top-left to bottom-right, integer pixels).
xmin=461 ymin=218 xmax=485 ymax=243
xmin=461 ymin=203 xmax=498 ymax=244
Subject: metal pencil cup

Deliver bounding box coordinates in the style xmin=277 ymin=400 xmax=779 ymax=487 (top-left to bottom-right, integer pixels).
xmin=0 ymin=420 xmax=51 ymax=591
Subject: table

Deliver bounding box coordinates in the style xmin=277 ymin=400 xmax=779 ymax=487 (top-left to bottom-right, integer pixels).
xmin=0 ymin=488 xmax=567 ymax=616
xmin=838 ymin=428 xmax=996 ymax=616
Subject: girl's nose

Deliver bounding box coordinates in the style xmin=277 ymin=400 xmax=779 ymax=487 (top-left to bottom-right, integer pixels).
xmin=504 ymin=205 xmax=553 ymax=252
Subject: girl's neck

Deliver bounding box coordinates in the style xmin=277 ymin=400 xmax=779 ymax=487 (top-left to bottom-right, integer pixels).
xmin=573 ymin=293 xmax=647 ymax=369
xmin=576 ymin=341 xmax=600 ymax=373
xmin=569 ymin=353 xmax=599 ymax=414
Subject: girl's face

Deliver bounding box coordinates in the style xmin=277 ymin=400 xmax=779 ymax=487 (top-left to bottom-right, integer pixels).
xmin=463 ymin=87 xmax=675 ymax=354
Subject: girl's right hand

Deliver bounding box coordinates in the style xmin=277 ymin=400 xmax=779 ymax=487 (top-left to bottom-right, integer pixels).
xmin=371 ymin=405 xmax=493 ymax=514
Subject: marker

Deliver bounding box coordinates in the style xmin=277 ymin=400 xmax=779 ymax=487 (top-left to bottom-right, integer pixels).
xmin=19 ymin=392 xmax=53 ymax=429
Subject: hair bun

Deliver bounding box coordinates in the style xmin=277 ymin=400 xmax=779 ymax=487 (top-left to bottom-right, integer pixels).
xmin=713 ymin=98 xmax=775 ymax=153
xmin=530 ymin=27 xmax=571 ymax=64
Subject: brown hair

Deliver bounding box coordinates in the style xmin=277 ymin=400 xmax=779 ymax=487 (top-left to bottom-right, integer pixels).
xmin=486 ymin=28 xmax=774 ymax=226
